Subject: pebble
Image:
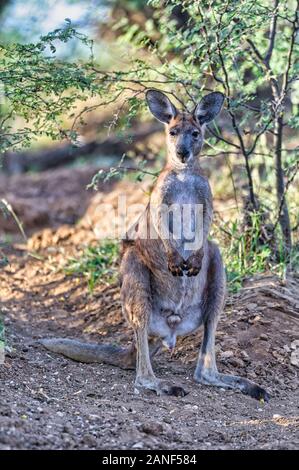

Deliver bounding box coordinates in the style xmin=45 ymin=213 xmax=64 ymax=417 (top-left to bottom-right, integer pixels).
xmin=63 ymin=423 xmax=74 ymax=434
xmin=260 ymin=334 xmax=268 ymax=341
xmin=241 ymin=351 xmax=250 ymax=361
xmin=220 ymin=350 xmax=234 ymax=360
xmin=132 ymin=441 xmax=144 ymax=449
xmin=228 ymin=357 xmax=245 ymax=368
xmin=247 ymin=303 xmax=257 ymax=310
xmin=140 ymin=422 xmax=164 ymax=436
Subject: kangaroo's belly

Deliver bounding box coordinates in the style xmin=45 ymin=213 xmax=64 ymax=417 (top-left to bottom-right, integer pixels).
xmin=148 ymin=274 xmax=205 ymax=350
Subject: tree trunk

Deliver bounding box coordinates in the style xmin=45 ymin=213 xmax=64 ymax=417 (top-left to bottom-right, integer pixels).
xmin=273 ymin=114 xmax=292 ymax=256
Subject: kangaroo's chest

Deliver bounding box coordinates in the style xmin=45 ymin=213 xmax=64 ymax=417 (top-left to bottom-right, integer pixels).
xmin=159 ymin=172 xmax=210 ymax=258
xmin=164 ymin=171 xmax=207 ymax=203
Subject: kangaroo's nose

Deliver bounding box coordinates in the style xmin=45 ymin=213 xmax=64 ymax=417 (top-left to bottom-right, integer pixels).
xmin=177 ymin=148 xmax=190 ymax=162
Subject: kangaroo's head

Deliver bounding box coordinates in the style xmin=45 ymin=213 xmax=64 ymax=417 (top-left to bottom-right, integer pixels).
xmin=146 ymin=89 xmax=224 ymax=167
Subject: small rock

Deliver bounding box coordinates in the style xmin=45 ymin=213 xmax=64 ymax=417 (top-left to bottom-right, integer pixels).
xmin=240 ymin=351 xmax=250 ymax=362
xmin=291 ymin=340 xmax=299 ymax=350
xmin=260 ymin=334 xmax=268 ymax=341
xmin=140 ymin=421 xmax=164 ymax=436
xmin=63 ymin=423 xmax=74 ymax=434
xmin=221 ymin=350 xmax=234 ymax=360
xmin=247 ymin=303 xmax=257 ymax=311
xmin=82 ymin=434 xmax=97 ymax=447
xmin=132 ymin=441 xmax=144 ymax=449
xmin=290 ymin=350 xmax=299 ymax=367
xmin=249 ymin=315 xmax=261 ymax=324
xmin=228 ymin=357 xmax=245 ymax=368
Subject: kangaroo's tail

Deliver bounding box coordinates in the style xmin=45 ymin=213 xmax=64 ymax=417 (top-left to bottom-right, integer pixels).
xmin=39 ymin=338 xmax=136 ymax=370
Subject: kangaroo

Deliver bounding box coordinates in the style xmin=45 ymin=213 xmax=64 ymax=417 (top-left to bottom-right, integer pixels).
xmin=41 ymin=90 xmax=270 ymax=401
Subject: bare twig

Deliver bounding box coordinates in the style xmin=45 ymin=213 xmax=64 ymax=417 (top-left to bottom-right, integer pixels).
xmin=265 ymin=0 xmax=279 ymax=66
xmin=272 ymin=160 xmax=299 ymax=233
xmin=0 ymin=199 xmax=27 ymax=242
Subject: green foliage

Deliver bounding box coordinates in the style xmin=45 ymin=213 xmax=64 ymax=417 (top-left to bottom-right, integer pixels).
xmin=65 ymin=240 xmax=119 ymax=292
xmin=0 ymin=20 xmax=96 ymax=153
xmin=87 ymin=153 xmax=158 ymax=190
xmin=218 ymin=211 xmax=287 ymax=292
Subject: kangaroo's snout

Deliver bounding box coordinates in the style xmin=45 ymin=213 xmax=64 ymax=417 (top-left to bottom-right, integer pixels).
xmin=176 ymin=147 xmax=190 ymax=162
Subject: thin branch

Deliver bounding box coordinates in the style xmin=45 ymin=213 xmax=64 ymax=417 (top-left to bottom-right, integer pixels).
xmin=247 ymin=116 xmax=273 ymax=156
xmin=264 ymin=0 xmax=279 ymax=66
xmin=246 ymin=38 xmax=264 ymax=63
xmin=281 ymin=2 xmax=299 ymax=98
xmin=273 ymin=160 xmax=299 ymax=232
xmin=224 ymin=154 xmax=240 ymax=213
xmin=206 ymin=125 xmax=240 ymax=149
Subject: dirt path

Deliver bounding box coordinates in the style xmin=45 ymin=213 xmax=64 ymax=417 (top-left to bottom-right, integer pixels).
xmin=0 ymin=168 xmax=299 ymax=450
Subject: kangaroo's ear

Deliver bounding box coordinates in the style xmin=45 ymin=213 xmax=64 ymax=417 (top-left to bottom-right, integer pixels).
xmin=146 ymin=90 xmax=177 ymax=124
xmin=194 ymin=92 xmax=225 ymax=125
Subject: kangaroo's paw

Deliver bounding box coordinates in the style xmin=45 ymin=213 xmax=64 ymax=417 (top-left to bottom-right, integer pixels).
xmin=167 ymin=251 xmax=185 ymax=276
xmin=135 ymin=376 xmax=187 ymax=397
xmin=184 ymin=250 xmax=204 ymax=277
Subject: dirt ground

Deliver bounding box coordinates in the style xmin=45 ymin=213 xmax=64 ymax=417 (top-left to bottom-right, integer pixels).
xmin=0 ymin=166 xmax=299 ymax=450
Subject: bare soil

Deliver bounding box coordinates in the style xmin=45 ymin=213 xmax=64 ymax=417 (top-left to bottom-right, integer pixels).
xmin=0 ymin=166 xmax=299 ymax=450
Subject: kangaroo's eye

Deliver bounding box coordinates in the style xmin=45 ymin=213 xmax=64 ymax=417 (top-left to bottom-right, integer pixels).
xmin=169 ymin=129 xmax=177 ymax=136
xmin=192 ymin=130 xmax=200 ymax=138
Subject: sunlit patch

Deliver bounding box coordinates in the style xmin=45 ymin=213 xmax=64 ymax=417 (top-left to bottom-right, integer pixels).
xmin=229 ymin=416 xmax=299 ymax=428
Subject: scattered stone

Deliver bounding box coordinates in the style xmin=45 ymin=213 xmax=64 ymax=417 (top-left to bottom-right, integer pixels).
xmin=82 ymin=434 xmax=98 ymax=447
xmin=249 ymin=315 xmax=261 ymax=324
xmin=246 ymin=303 xmax=257 ymax=311
xmin=132 ymin=441 xmax=144 ymax=449
xmin=240 ymin=351 xmax=250 ymax=362
xmin=140 ymin=421 xmax=164 ymax=436
xmin=290 ymin=350 xmax=299 ymax=368
xmin=260 ymin=334 xmax=268 ymax=341
xmin=291 ymin=340 xmax=299 ymax=350
xmin=62 ymin=423 xmax=74 ymax=434
xmin=220 ymin=351 xmax=234 ymax=360
xmin=228 ymin=357 xmax=245 ymax=368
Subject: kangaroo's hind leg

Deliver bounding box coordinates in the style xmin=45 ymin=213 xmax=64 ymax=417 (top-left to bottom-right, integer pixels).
xmin=194 ymin=241 xmax=270 ymax=401
xmin=120 ymin=244 xmax=187 ymax=397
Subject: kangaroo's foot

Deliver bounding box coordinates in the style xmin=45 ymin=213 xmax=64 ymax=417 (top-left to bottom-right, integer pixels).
xmin=135 ymin=375 xmax=187 ymax=397
xmin=194 ymin=370 xmax=270 ymax=402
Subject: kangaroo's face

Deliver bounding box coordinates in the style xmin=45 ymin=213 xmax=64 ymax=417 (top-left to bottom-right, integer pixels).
xmin=167 ymin=113 xmax=203 ymax=163
xmin=146 ymin=90 xmax=224 ymax=165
